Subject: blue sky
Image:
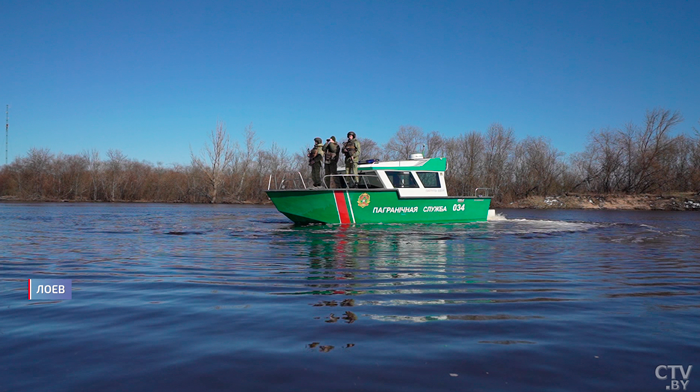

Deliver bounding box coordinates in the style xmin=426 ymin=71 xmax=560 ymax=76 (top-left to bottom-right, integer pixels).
xmin=2 ymin=0 xmax=699 ymax=165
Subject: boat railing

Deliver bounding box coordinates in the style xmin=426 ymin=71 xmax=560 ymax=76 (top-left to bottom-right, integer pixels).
xmin=267 ymin=172 xmax=307 ymax=190
xmin=321 ymin=173 xmax=383 ymax=190
xmin=474 ymin=187 xmax=493 ymax=197
xmin=267 ymin=172 xmax=383 ymax=190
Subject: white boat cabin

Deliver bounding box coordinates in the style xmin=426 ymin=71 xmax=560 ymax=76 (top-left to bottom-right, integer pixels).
xmin=334 ymin=154 xmax=449 ymax=198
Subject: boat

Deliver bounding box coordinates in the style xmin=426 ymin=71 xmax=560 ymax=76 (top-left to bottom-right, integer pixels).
xmin=266 ymin=154 xmax=494 ymax=224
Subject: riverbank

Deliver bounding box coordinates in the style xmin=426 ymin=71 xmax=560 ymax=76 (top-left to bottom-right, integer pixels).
xmin=0 ymin=196 xmax=267 ymax=205
xmin=493 ymin=193 xmax=700 ymax=211
xmin=4 ymin=193 xmax=700 ymax=211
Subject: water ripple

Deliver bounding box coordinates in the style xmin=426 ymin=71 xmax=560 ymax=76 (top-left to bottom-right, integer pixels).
xmin=1 ymin=204 xmax=699 ymax=392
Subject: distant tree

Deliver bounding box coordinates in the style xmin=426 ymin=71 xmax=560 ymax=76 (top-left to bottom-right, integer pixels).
xmin=463 ymin=132 xmax=485 ymax=194
xmin=692 ymin=127 xmax=700 ymax=192
xmin=385 ymin=125 xmax=425 ymax=160
xmin=359 ymin=137 xmax=381 ymax=161
xmin=83 ymin=149 xmax=101 ymax=201
xmin=443 ymin=132 xmax=484 ymax=196
xmin=66 ymin=154 xmax=89 ymax=199
xmin=483 ymin=123 xmax=515 ymax=194
xmin=512 ymin=137 xmax=563 ymax=197
xmin=49 ymin=153 xmax=88 ymax=200
xmin=574 ymin=128 xmax=625 ymax=193
xmin=666 ymin=134 xmax=694 ymax=192
xmin=234 ymin=123 xmax=260 ymax=201
xmin=257 ymin=142 xmax=293 ymax=197
xmin=3 ymin=110 xmax=696 ymax=203
xmin=292 ymin=147 xmax=312 ymax=189
xmin=424 ymin=131 xmax=444 ymax=158
xmin=106 ymin=149 xmax=127 ymax=201
xmin=6 ymin=156 xmax=27 ymax=197
xmin=25 ymin=148 xmax=53 ymax=198
xmin=622 ymin=108 xmax=683 ymax=193
xmin=191 ymin=121 xmax=237 ymax=203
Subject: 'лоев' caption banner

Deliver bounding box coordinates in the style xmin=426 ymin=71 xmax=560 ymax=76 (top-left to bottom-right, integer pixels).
xmin=29 ymin=279 xmax=72 ymax=300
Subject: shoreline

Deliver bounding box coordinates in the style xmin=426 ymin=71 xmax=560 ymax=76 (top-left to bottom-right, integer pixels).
xmin=0 ymin=197 xmax=271 ymax=205
xmin=3 ymin=193 xmax=700 ymax=211
xmin=492 ymin=193 xmax=700 ymax=211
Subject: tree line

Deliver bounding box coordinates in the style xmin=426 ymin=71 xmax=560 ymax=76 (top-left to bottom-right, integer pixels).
xmin=0 ymin=109 xmax=698 ymax=203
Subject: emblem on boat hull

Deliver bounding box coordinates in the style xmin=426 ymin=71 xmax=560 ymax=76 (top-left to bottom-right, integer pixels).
xmin=357 ymin=193 xmax=371 ymax=208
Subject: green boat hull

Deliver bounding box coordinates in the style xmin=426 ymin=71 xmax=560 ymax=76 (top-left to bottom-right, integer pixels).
xmin=266 ymin=189 xmax=491 ymax=224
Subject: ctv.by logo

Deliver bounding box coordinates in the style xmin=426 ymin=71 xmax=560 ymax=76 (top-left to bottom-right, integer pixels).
xmin=656 ymin=365 xmax=692 ymax=390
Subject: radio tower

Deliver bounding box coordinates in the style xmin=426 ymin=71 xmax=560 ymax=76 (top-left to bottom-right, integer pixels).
xmin=5 ymin=105 xmax=8 ymax=165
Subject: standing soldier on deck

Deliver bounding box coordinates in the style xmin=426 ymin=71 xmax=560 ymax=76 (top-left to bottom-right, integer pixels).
xmin=308 ymin=137 xmax=324 ymax=188
xmin=342 ymin=131 xmax=361 ymax=187
xmin=323 ymin=136 xmax=339 ymax=188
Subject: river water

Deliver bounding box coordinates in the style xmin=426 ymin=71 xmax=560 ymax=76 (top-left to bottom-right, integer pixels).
xmin=1 ymin=203 xmax=698 ymax=391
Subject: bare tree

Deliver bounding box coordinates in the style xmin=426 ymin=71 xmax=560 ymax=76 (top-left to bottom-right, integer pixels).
xmin=7 ymin=156 xmax=28 ymax=197
xmin=2 ymin=110 xmax=697 ymax=203
xmin=234 ymin=123 xmax=260 ymax=201
xmin=621 ymin=108 xmax=683 ymax=193
xmin=463 ymin=132 xmax=485 ymax=195
xmin=359 ymin=137 xmax=381 ymax=161
xmin=25 ymin=148 xmax=53 ymax=198
xmin=106 ymin=149 xmax=127 ymax=201
xmin=689 ymin=123 xmax=700 ymax=192
xmin=666 ymin=134 xmax=693 ymax=192
xmin=574 ymin=128 xmax=626 ymax=193
xmin=443 ymin=132 xmax=484 ymax=196
xmin=291 ymin=147 xmax=312 ymax=188
xmin=257 ymin=142 xmax=294 ymax=197
xmin=385 ymin=125 xmax=425 ymax=160
xmin=65 ymin=154 xmax=88 ymax=200
xmin=483 ymin=123 xmax=515 ymax=194
xmin=84 ymin=149 xmax=101 ymax=201
xmin=191 ymin=121 xmax=237 ymax=203
xmin=512 ymin=137 xmax=563 ymax=197
xmin=425 ymin=131 xmax=444 ymax=158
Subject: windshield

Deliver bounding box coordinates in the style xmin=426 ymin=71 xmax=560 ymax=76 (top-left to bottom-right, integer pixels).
xmin=386 ymin=171 xmax=419 ymax=188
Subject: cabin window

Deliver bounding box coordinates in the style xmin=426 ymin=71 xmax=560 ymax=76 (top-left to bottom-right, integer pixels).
xmin=386 ymin=171 xmax=419 ymax=188
xmin=417 ymin=172 xmax=441 ymax=188
xmin=359 ymin=172 xmax=385 ymax=188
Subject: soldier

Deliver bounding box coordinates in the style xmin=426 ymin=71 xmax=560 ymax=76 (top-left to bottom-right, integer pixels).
xmin=308 ymin=137 xmax=325 ymax=187
xmin=342 ymin=131 xmax=361 ymax=187
xmin=323 ymin=136 xmax=340 ymax=188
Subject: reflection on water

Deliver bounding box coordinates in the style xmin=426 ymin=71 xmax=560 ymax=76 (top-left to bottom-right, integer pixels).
xmin=1 ymin=204 xmax=699 ymax=392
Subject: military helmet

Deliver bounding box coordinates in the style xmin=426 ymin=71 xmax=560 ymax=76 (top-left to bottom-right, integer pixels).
xmin=347 ymin=131 xmax=356 ymax=138
xmin=314 ymin=137 xmax=322 ymax=144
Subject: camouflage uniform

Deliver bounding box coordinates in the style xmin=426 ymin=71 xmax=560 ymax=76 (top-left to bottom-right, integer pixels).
xmin=323 ymin=137 xmax=340 ymax=188
xmin=342 ymin=136 xmax=361 ymax=186
xmin=308 ymin=138 xmax=325 ymax=187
